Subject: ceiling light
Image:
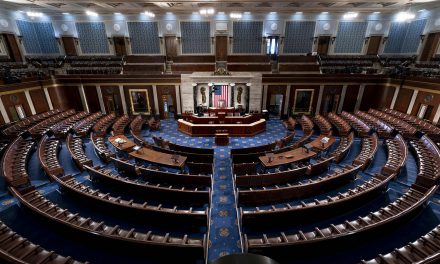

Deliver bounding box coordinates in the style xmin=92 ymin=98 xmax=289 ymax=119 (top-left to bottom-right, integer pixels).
xmin=86 ymin=10 xmax=98 ymax=17
xmin=26 ymin=11 xmax=43 ymax=17
xmin=343 ymin=12 xmax=358 ymax=19
xmin=114 ymin=12 xmax=121 ymax=15
xmin=321 ymin=12 xmax=328 ymax=14
xmin=396 ymin=11 xmax=415 ymax=22
xmin=418 ymin=9 xmax=426 ymax=12
xmin=200 ymin=8 xmax=215 ymax=16
xmin=244 ymin=12 xmax=251 ymax=15
xmin=269 ymin=12 xmax=277 ymax=14
xmin=373 ymin=11 xmax=381 ymax=14
xmin=143 ymin=11 xmax=155 ymax=18
xmin=296 ymin=12 xmax=303 ymax=14
xmin=62 ymin=12 xmax=70 ymax=15
xmin=230 ymin=12 xmax=242 ymax=19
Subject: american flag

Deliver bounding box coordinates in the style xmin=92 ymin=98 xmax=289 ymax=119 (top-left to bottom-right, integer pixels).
xmin=213 ymin=85 xmax=228 ymax=108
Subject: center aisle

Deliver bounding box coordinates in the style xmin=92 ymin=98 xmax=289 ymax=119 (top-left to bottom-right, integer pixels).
xmin=207 ymin=146 xmax=242 ymax=260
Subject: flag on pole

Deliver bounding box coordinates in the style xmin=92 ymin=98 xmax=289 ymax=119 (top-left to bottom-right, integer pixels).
xmin=213 ymin=85 xmax=228 ymax=108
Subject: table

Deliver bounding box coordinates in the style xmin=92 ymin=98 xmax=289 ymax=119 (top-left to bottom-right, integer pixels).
xmin=208 ymin=107 xmax=236 ymax=114
xmin=129 ymin=147 xmax=187 ymax=170
xmin=215 ymin=133 xmax=229 ymax=145
xmin=178 ymin=119 xmax=266 ymax=137
xmin=308 ymin=135 xmax=336 ymax=152
xmin=259 ymin=147 xmax=316 ymax=168
xmin=108 ymin=135 xmax=137 ymax=152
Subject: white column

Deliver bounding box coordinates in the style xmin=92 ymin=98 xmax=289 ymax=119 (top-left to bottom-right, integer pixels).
xmin=152 ymin=85 xmax=160 ymax=115
xmin=24 ymin=90 xmax=36 ymax=115
xmin=337 ymin=85 xmax=347 ymax=114
xmin=390 ymin=86 xmax=400 ymax=109
xmin=283 ymin=85 xmax=291 ymax=115
xmin=354 ymin=84 xmax=365 ymax=111
xmin=315 ymin=85 xmax=325 ymax=115
xmin=0 ymin=97 xmax=10 ymax=123
xmin=118 ymin=85 xmax=128 ymax=115
xmin=262 ymin=85 xmax=268 ymax=110
xmin=78 ymin=85 xmax=89 ymax=112
xmin=407 ymin=89 xmax=419 ymax=114
xmin=175 ymin=85 xmax=182 ymax=115
xmin=43 ymin=87 xmax=53 ymax=110
xmin=433 ymin=105 xmax=440 ymax=124
xmin=96 ymin=85 xmax=106 ymax=114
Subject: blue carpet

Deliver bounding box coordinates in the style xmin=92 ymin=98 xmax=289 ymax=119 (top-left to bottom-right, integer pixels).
xmin=366 ymin=140 xmax=387 ymax=174
xmin=396 ymin=148 xmax=418 ymax=186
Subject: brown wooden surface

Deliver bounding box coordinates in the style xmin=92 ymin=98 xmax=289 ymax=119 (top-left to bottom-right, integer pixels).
xmin=83 ymin=85 xmax=101 ymax=112
xmin=317 ymin=36 xmax=331 ymax=55
xmin=308 ymin=135 xmax=336 ymax=151
xmin=216 ymin=36 xmax=228 ymax=62
xmin=420 ymin=32 xmax=440 ymax=61
xmin=61 ymin=37 xmax=77 ymax=56
xmin=259 ymin=147 xmax=316 ymax=168
xmin=411 ymin=90 xmax=440 ymax=121
xmin=165 ymin=36 xmax=178 ymax=61
xmin=113 ymin=36 xmax=127 ymax=56
xmin=29 ymin=89 xmax=49 ymax=114
xmin=394 ymin=88 xmax=413 ymax=113
xmin=129 ymin=147 xmax=186 ymax=169
xmin=108 ymin=135 xmax=137 ymax=152
xmin=0 ymin=91 xmax=32 ymax=121
xmin=366 ymin=36 xmax=382 ymax=55
xmin=2 ymin=33 xmax=22 ymax=62
xmin=359 ymin=85 xmax=395 ymax=111
xmin=178 ymin=119 xmax=266 ymax=137
xmin=342 ymin=85 xmax=360 ymax=112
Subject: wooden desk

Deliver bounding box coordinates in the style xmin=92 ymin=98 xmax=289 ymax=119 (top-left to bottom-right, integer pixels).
xmin=208 ymin=107 xmax=236 ymax=114
xmin=108 ymin=135 xmax=137 ymax=152
xmin=259 ymin=147 xmax=316 ymax=168
xmin=129 ymin=147 xmax=187 ymax=169
xmin=308 ymin=135 xmax=336 ymax=152
xmin=215 ymin=133 xmax=229 ymax=146
xmin=178 ymin=119 xmax=266 ymax=137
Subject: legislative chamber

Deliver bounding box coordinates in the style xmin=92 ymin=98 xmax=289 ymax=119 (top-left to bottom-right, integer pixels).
xmin=0 ymin=1 xmax=440 ymax=264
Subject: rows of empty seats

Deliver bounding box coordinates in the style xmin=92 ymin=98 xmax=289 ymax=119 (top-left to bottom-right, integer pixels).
xmin=283 ymin=117 xmax=296 ymax=131
xmin=330 ymin=132 xmax=354 ymax=163
xmin=381 ymin=135 xmax=408 ymax=177
xmin=1 ymin=136 xmax=35 ymax=187
xmin=355 ymin=110 xmax=393 ymax=138
xmin=362 ymin=224 xmax=440 ymax=264
xmin=341 ymin=111 xmax=371 ymax=137
xmin=112 ymin=115 xmax=131 ymax=135
xmin=50 ymin=111 xmax=88 ymax=138
xmin=312 ymin=114 xmax=332 ymax=136
xmin=92 ymin=113 xmax=116 ymax=137
xmin=90 ymin=133 xmax=115 ymax=163
xmin=130 ymin=115 xmax=147 ymax=145
xmin=353 ymin=133 xmax=378 ymax=170
xmin=368 ymin=109 xmax=417 ymax=138
xmin=383 ymin=108 xmax=440 ymax=142
xmin=1 ymin=109 xmax=62 ymax=138
xmin=66 ymin=134 xmax=92 ymax=171
xmin=38 ymin=134 xmax=63 ymax=177
xmin=326 ymin=112 xmax=351 ymax=136
xmin=72 ymin=112 xmax=103 ymax=137
xmin=410 ymin=136 xmax=440 ymax=189
xmin=28 ymin=109 xmax=76 ymax=139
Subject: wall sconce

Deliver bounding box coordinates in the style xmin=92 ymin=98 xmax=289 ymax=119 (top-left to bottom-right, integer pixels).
xmin=313 ymin=37 xmax=318 ymax=44
xmin=420 ymin=34 xmax=425 ymax=42
xmin=382 ymin=37 xmax=388 ymax=44
xmin=364 ymin=37 xmax=370 ymax=44
xmin=331 ymin=37 xmax=336 ymax=44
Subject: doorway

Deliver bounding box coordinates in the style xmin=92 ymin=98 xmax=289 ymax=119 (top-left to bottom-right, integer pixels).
xmin=317 ymin=36 xmax=331 ymax=55
xmin=113 ymin=36 xmax=127 ymax=56
xmin=157 ymin=85 xmax=177 ymax=119
xmin=322 ymin=94 xmax=340 ymax=115
xmin=366 ymin=36 xmax=382 ymax=55
xmin=268 ymin=94 xmax=284 ymax=116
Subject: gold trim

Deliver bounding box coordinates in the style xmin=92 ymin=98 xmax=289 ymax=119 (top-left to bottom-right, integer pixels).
xmin=128 ymin=89 xmax=151 ymax=115
xmin=0 ymin=87 xmax=41 ymax=96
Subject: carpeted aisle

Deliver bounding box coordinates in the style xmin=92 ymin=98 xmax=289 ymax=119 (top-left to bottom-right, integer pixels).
xmin=207 ymin=147 xmax=242 ymax=260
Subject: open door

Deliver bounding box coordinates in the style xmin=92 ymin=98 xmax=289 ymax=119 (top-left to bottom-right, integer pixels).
xmin=317 ymin=36 xmax=331 ymax=55
xmin=366 ymin=35 xmax=382 ymax=55
xmin=61 ymin=36 xmax=77 ymax=56
xmin=113 ymin=36 xmax=127 ymax=56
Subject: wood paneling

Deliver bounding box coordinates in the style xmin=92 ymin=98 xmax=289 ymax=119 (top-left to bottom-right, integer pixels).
xmin=29 ymin=89 xmax=49 ymax=113
xmin=366 ymin=36 xmax=382 ymax=55
xmin=165 ymin=36 xmax=178 ymax=61
xmin=171 ymin=64 xmax=215 ymax=72
xmin=394 ymin=88 xmax=413 ymax=113
xmin=266 ymin=85 xmax=287 ymax=116
xmin=410 ymin=91 xmax=440 ymax=121
xmin=61 ymin=37 xmax=77 ymax=56
xmin=172 ymin=56 xmax=215 ymax=63
xmin=216 ymin=36 xmax=228 ymax=62
xmin=48 ymin=86 xmax=82 ymax=111
xmin=123 ymin=85 xmax=155 ymax=115
xmin=320 ymin=85 xmax=343 ymax=114
xmin=156 ymin=85 xmax=177 ymax=119
xmin=317 ymin=36 xmax=330 ymax=55
xmin=359 ymin=85 xmax=395 ymax=111
xmin=2 ymin=33 xmax=22 ymax=62
xmin=84 ymin=86 xmax=101 ymax=112
xmin=279 ymin=64 xmax=320 ymax=72
xmin=420 ymin=33 xmax=440 ymax=61
xmin=101 ymin=86 xmax=123 ymax=115
xmin=0 ymin=111 xmax=4 ymax=125
xmin=113 ymin=36 xmax=127 ymax=56
xmin=1 ymin=91 xmax=31 ymax=121
xmin=227 ymin=56 xmax=270 ymax=63
xmin=342 ymin=85 xmax=360 ymax=112
xmin=227 ymin=64 xmax=272 ymax=72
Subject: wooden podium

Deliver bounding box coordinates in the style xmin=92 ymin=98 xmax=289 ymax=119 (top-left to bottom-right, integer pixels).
xmin=215 ymin=132 xmax=229 ymax=145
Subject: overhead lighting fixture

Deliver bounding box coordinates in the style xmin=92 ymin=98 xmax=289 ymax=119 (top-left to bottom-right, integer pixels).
xmin=418 ymin=9 xmax=426 ymax=12
xmin=230 ymin=12 xmax=242 ymax=19
xmin=62 ymin=12 xmax=70 ymax=15
xmin=143 ymin=11 xmax=155 ymax=18
xmin=321 ymin=12 xmax=329 ymax=14
xmin=85 ymin=10 xmax=98 ymax=17
xmin=373 ymin=11 xmax=381 ymax=14
xmin=269 ymin=12 xmax=277 ymax=14
xmin=244 ymin=12 xmax=251 ymax=15
xmin=396 ymin=11 xmax=415 ymax=22
xmin=343 ymin=12 xmax=358 ymax=19
xmin=26 ymin=11 xmax=43 ymax=18
xmin=200 ymin=8 xmax=215 ymax=16
xmin=296 ymin=11 xmax=303 ymax=14
xmin=114 ymin=12 xmax=121 ymax=15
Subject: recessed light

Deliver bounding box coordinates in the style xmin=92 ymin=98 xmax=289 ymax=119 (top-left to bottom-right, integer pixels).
xmin=86 ymin=10 xmax=98 ymax=17
xmin=343 ymin=12 xmax=358 ymax=19
xmin=62 ymin=12 xmax=70 ymax=15
xmin=114 ymin=12 xmax=121 ymax=15
xmin=269 ymin=12 xmax=277 ymax=14
xmin=321 ymin=12 xmax=329 ymax=14
xmin=296 ymin=11 xmax=303 ymax=14
xmin=373 ymin=11 xmax=381 ymax=14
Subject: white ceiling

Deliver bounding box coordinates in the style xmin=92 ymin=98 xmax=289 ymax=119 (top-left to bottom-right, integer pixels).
xmin=1 ymin=0 xmax=439 ymax=15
